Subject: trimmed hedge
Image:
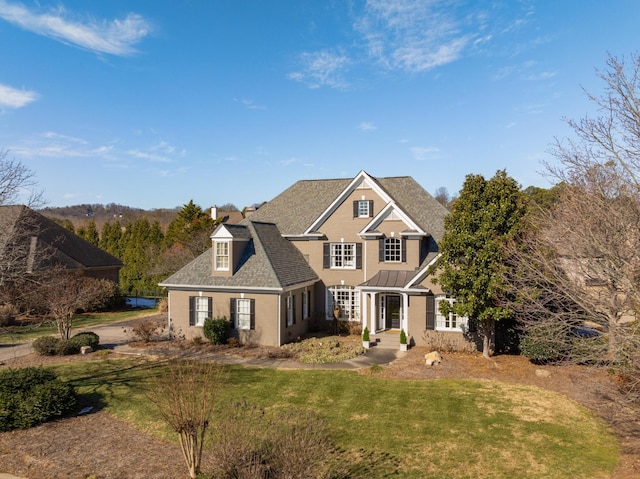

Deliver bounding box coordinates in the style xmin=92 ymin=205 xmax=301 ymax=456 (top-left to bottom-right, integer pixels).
xmin=68 ymin=331 xmax=100 ymax=351
xmin=0 ymin=367 xmax=77 ymax=431
xmin=32 ymin=331 xmax=100 ymax=356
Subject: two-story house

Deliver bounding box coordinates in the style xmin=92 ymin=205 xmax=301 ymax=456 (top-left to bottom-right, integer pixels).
xmin=160 ymin=171 xmax=471 ymax=348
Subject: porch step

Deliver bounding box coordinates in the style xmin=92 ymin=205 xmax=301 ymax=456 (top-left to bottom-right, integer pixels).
xmin=370 ymin=330 xmax=401 ymax=350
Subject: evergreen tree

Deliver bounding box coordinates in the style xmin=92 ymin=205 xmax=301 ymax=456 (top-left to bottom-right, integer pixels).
xmin=434 ymin=170 xmax=528 ymax=358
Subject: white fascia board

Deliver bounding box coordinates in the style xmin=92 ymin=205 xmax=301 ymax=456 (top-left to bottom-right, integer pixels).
xmin=304 ymin=170 xmax=393 ymax=235
xmin=158 ymin=283 xmax=283 ymax=294
xmin=405 ymin=253 xmax=440 ymax=289
xmin=358 ymin=202 xmax=425 ymax=236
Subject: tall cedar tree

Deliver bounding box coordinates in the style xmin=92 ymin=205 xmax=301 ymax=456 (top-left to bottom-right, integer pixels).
xmin=434 ymin=170 xmax=528 ymax=358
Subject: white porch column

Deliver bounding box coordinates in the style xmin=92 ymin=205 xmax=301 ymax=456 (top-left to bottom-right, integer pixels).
xmin=402 ymin=292 xmax=409 ymax=333
xmin=370 ymin=292 xmax=378 ymax=334
xmin=361 ymin=291 xmax=368 ymax=330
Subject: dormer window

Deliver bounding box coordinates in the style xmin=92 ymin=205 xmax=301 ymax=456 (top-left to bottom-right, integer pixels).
xmin=214 ymin=240 xmax=230 ymax=271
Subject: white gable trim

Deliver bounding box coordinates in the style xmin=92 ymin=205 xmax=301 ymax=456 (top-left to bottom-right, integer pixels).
xmin=406 ymin=253 xmax=440 ymax=289
xmin=210 ymin=224 xmax=233 ymax=239
xmin=304 ymin=170 xmax=393 ymax=234
xmin=358 ymin=201 xmax=425 ymax=237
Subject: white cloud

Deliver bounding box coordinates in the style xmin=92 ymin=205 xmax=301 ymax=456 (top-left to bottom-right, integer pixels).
xmin=235 ymin=98 xmax=267 ymax=110
xmin=355 ymin=0 xmax=473 ymax=72
xmin=279 ymin=157 xmax=299 ymax=166
xmin=0 ymin=83 xmax=38 ymax=108
xmin=359 ymin=121 xmax=377 ymax=131
xmin=288 ymin=49 xmax=350 ymax=89
xmin=411 ymin=146 xmax=441 ymax=161
xmin=11 ymin=131 xmax=113 ymax=158
xmin=0 ymin=0 xmax=151 ymax=56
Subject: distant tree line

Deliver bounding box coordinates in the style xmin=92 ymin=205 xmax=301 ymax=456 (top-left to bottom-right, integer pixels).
xmin=58 ymin=200 xmax=224 ymax=297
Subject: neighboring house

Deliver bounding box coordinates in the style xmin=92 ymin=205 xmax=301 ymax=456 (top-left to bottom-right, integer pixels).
xmin=161 ymin=171 xmax=472 ymax=348
xmin=0 ymin=205 xmax=123 ymax=283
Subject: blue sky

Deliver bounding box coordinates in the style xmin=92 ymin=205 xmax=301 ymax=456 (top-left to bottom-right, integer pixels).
xmin=0 ymin=0 xmax=638 ymax=210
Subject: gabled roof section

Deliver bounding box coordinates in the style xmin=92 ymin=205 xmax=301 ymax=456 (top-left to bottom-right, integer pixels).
xmin=0 ymin=205 xmax=123 ymax=272
xmin=358 ymin=201 xmax=424 ymax=237
xmin=304 ymin=170 xmax=393 ymax=234
xmin=160 ymin=221 xmax=318 ymax=290
xmin=242 ymin=171 xmax=449 ymax=241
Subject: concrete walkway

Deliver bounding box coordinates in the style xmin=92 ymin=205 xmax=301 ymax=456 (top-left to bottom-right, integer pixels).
xmin=1 ymin=317 xmax=404 ymax=369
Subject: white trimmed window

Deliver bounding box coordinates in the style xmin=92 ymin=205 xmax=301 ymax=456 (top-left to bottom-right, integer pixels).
xmin=215 ymin=241 xmax=229 ymax=270
xmin=357 ymin=200 xmax=370 ymax=217
xmin=286 ymin=295 xmax=295 ymax=326
xmin=302 ymin=290 xmax=310 ymax=319
xmin=435 ymin=296 xmax=469 ymax=331
xmin=192 ymin=296 xmax=211 ymax=327
xmin=327 ymin=285 xmax=360 ymax=321
xmin=331 ymin=243 xmax=355 ymax=269
xmin=384 ymin=237 xmax=402 ymax=262
xmin=236 ymin=299 xmax=252 ymax=330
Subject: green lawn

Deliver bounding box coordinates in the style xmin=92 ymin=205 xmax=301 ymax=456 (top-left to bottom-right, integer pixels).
xmin=51 ymin=358 xmax=619 ymax=479
xmin=0 ymin=308 xmax=158 ymax=344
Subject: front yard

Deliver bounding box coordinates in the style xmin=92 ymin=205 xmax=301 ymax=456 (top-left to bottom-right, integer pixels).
xmin=0 ymin=348 xmax=627 ymax=479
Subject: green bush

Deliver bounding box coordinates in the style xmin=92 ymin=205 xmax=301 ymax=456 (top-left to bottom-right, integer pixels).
xmin=32 ymin=336 xmax=74 ymax=356
xmin=68 ymin=331 xmax=100 ymax=352
xmin=362 ymin=326 xmax=370 ymax=342
xmin=203 ymin=316 xmax=230 ymax=345
xmin=400 ymin=329 xmax=407 ymax=345
xmin=0 ymin=367 xmax=77 ymax=431
xmin=519 ymin=324 xmax=570 ymax=364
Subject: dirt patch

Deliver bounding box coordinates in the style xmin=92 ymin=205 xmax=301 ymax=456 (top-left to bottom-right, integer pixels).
xmin=1 ymin=343 xmax=639 ymax=478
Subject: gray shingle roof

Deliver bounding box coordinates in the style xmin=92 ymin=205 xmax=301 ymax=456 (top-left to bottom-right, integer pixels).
xmin=360 ymin=270 xmax=424 ymax=289
xmin=160 ymin=221 xmax=318 ymax=290
xmin=244 ymin=173 xmax=448 ymax=241
xmin=0 ymin=205 xmax=123 ymax=272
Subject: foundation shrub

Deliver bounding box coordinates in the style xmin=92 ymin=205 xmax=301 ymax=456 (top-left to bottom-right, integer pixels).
xmin=203 ymin=317 xmax=230 ymax=345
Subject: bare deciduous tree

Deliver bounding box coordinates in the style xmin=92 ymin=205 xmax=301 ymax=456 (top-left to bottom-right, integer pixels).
xmin=36 ymin=269 xmax=118 ymax=340
xmin=0 ymin=150 xmax=43 ymax=207
xmin=505 ymin=53 xmax=640 ymax=400
xmin=146 ymin=359 xmax=225 ymax=479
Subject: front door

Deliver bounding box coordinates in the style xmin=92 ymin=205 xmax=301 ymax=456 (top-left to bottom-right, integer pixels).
xmin=384 ymin=295 xmax=401 ymax=329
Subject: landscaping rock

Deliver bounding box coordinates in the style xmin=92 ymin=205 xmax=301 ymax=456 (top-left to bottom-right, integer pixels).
xmin=80 ymin=346 xmax=93 ymax=355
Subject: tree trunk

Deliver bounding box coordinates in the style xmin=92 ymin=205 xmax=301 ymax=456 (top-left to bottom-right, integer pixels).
xmin=480 ymin=318 xmax=495 ymax=359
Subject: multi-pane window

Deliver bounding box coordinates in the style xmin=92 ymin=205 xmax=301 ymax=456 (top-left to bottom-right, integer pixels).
xmin=330 ymin=243 xmax=355 ymax=269
xmin=384 ymin=237 xmax=402 ymax=262
xmin=193 ymin=296 xmax=210 ymax=327
xmin=236 ymin=298 xmax=252 ymax=330
xmin=357 ymin=200 xmax=370 ymax=217
xmin=327 ymin=285 xmax=360 ymax=321
xmin=435 ymin=296 xmax=469 ymax=331
xmin=286 ymin=295 xmax=295 ymax=326
xmin=302 ymin=290 xmax=310 ymax=319
xmin=215 ymin=241 xmax=229 ymax=270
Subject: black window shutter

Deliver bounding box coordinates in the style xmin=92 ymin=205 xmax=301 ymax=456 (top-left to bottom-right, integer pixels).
xmin=353 ymin=201 xmax=358 ymax=218
xmin=293 ymin=295 xmax=296 ymax=324
xmin=207 ymin=297 xmax=213 ymax=319
xmin=230 ymin=298 xmax=236 ymax=329
xmin=426 ymin=296 xmax=435 ymax=330
xmin=250 ymin=299 xmax=255 ymax=330
xmin=379 ymin=238 xmax=385 ymax=262
xmin=323 ymin=243 xmax=330 ymax=269
xmin=189 ymin=296 xmax=195 ymax=326
xmin=356 ymin=243 xmax=362 ymax=269
xmin=368 ymin=200 xmax=374 ymax=217
xmin=402 ymin=238 xmax=407 ymax=262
